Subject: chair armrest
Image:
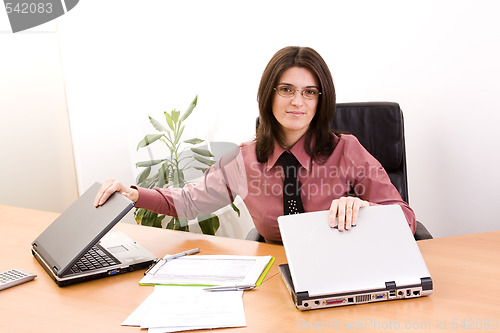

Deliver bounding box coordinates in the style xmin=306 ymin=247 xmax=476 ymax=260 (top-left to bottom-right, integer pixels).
xmin=414 ymin=221 xmax=433 ymax=241
xmin=245 ymin=228 xmax=265 ymax=242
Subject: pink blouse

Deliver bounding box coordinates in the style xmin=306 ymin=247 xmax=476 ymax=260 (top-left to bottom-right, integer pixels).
xmin=135 ymin=134 xmax=416 ymax=243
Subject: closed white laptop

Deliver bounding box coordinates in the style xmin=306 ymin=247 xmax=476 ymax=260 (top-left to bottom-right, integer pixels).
xmin=278 ymin=205 xmax=433 ymax=310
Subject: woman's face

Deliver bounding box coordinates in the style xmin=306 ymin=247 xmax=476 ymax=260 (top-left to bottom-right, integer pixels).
xmin=272 ymin=66 xmax=319 ymax=146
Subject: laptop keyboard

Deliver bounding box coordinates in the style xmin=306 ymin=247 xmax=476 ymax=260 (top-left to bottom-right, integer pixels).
xmin=69 ymin=245 xmax=120 ymax=274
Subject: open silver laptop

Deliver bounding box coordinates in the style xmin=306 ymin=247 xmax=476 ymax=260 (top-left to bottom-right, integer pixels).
xmin=31 ymin=182 xmax=156 ymax=286
xmin=278 ymin=205 xmax=433 ymax=310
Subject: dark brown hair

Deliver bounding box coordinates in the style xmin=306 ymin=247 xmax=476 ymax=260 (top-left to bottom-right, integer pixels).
xmin=256 ymin=46 xmax=336 ymax=163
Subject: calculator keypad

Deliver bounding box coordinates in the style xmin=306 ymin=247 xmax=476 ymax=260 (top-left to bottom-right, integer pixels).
xmin=0 ymin=269 xmax=36 ymax=291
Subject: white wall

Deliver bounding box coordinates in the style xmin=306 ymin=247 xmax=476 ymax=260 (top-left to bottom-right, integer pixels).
xmin=4 ymin=0 xmax=499 ymax=237
xmin=0 ymin=13 xmax=78 ymax=212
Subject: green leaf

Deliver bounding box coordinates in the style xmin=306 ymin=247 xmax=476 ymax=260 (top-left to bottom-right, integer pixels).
xmin=177 ymin=170 xmax=187 ymax=188
xmin=140 ymin=210 xmax=155 ymax=226
xmin=231 ymin=203 xmax=241 ymax=217
xmin=137 ymin=166 xmax=151 ymax=184
xmin=142 ymin=173 xmax=159 ymax=189
xmin=138 ymin=210 xmax=165 ymax=228
xmin=165 ymin=131 xmax=173 ymax=142
xmin=180 ymin=95 xmax=198 ymax=122
xmin=173 ymin=169 xmax=181 ymax=187
xmin=136 ymin=159 xmax=165 ymax=167
xmin=164 ymin=163 xmax=171 ymax=186
xmin=193 ymin=154 xmax=215 ymax=167
xmin=137 ymin=134 xmax=164 ymax=150
xmin=149 ymin=116 xmax=168 ymax=132
xmin=197 ymin=214 xmax=220 ymax=235
xmin=184 ymin=138 xmax=204 ymax=145
xmin=174 ymin=125 xmax=185 ymax=145
xmin=192 ymin=166 xmax=209 ymax=173
xmin=191 ymin=147 xmax=214 ymax=157
xmin=167 ymin=217 xmax=189 ymax=231
xmin=164 ymin=112 xmax=175 ymax=131
xmin=158 ymin=164 xmax=166 ymax=188
xmin=134 ymin=208 xmax=146 ymax=224
xmin=172 ymin=110 xmax=180 ymax=123
xmin=137 ymin=174 xmax=158 ymax=188
xmin=152 ymin=215 xmax=164 ymax=228
xmin=166 ymin=218 xmax=174 ymax=229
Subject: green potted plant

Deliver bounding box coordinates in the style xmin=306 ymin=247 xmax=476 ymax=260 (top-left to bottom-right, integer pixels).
xmin=134 ymin=96 xmax=237 ymax=235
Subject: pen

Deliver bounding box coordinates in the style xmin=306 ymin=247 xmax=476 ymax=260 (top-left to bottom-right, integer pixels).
xmin=203 ymin=284 xmax=256 ymax=292
xmin=145 ymin=248 xmax=200 ymax=275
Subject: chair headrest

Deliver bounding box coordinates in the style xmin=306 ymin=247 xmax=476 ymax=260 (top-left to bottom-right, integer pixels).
xmin=332 ymin=102 xmax=405 ymax=171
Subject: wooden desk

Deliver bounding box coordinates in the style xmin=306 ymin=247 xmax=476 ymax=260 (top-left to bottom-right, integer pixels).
xmin=1 ymin=204 xmax=499 ymax=332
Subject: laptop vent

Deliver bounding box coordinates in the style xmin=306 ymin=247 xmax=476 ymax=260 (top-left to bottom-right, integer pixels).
xmin=356 ymin=294 xmax=371 ymax=303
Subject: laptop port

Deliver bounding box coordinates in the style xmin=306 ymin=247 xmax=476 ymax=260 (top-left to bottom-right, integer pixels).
xmin=413 ymin=290 xmax=420 ymax=296
xmin=406 ymin=289 xmax=411 ymax=297
xmin=356 ymin=294 xmax=372 ymax=303
xmin=326 ymin=299 xmax=344 ymax=305
xmin=348 ymin=297 xmax=354 ymax=303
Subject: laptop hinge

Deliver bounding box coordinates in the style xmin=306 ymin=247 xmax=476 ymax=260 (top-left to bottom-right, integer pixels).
xmin=296 ymin=291 xmax=310 ymax=305
xmin=385 ymin=281 xmax=396 ymax=290
xmin=421 ymin=277 xmax=433 ymax=291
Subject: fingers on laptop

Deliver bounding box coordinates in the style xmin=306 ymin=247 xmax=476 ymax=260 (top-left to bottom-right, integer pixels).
xmin=94 ymin=179 xmax=126 ymax=207
xmin=329 ymin=197 xmax=369 ymax=231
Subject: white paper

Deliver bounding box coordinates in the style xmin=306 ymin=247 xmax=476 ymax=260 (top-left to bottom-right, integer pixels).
xmin=122 ymin=286 xmax=246 ymax=332
xmin=122 ymin=291 xmax=156 ymax=327
xmin=140 ymin=255 xmax=272 ymax=286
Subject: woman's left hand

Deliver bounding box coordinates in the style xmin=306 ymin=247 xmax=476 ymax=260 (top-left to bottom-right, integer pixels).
xmin=329 ymin=197 xmax=369 ymax=231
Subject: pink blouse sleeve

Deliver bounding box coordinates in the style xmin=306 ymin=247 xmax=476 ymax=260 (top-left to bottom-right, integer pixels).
xmin=343 ymin=136 xmax=416 ymax=234
xmin=134 ymin=147 xmax=247 ymax=220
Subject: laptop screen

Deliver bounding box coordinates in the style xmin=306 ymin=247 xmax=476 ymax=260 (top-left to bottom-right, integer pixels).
xmin=31 ymin=183 xmax=134 ymax=276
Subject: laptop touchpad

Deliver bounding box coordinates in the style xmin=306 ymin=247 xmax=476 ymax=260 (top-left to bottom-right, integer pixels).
xmin=107 ymin=245 xmax=129 ymax=254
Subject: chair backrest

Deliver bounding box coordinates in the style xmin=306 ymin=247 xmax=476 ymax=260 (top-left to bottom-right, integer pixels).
xmin=332 ymin=102 xmax=409 ymax=203
xmin=252 ymin=104 xmax=431 ymax=241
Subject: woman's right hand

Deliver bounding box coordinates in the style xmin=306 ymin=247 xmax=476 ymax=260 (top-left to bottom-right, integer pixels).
xmin=93 ymin=179 xmax=139 ymax=207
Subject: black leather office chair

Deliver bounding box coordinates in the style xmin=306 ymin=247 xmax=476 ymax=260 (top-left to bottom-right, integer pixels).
xmin=246 ymin=102 xmax=432 ymax=242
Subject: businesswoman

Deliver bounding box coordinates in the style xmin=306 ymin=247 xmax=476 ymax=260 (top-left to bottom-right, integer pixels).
xmin=94 ymin=46 xmax=415 ymax=243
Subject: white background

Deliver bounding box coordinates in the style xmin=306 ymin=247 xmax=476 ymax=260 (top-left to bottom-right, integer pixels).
xmin=2 ymin=0 xmax=500 ymax=238
xmin=0 ymin=8 xmax=78 ymax=212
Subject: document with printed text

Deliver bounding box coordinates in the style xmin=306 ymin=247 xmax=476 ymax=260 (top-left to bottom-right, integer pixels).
xmin=122 ymin=286 xmax=246 ymax=332
xmin=139 ymin=255 xmax=274 ymax=287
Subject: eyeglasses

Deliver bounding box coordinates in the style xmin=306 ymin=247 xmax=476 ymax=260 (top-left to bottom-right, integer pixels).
xmin=273 ymin=84 xmax=321 ymax=100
